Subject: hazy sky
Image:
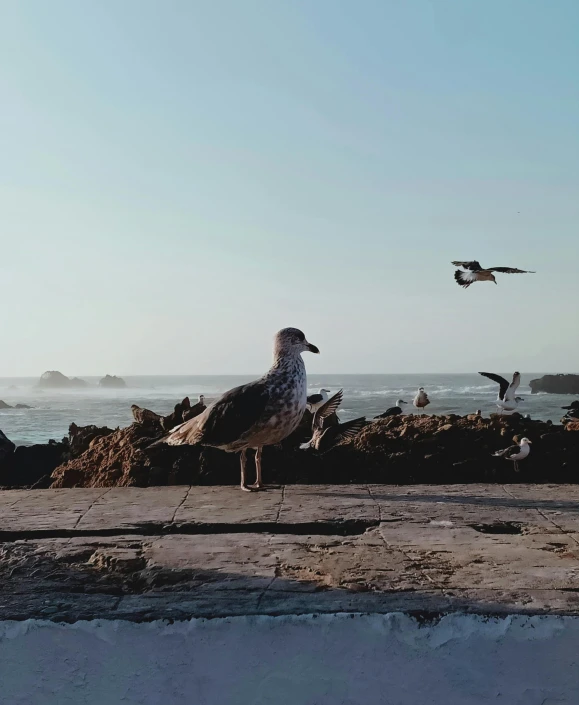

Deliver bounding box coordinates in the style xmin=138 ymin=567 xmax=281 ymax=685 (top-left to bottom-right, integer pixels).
xmin=1 ymin=0 xmax=578 ymax=376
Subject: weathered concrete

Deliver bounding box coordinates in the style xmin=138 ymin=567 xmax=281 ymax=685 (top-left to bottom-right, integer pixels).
xmin=2 ymin=484 xmax=579 ymax=621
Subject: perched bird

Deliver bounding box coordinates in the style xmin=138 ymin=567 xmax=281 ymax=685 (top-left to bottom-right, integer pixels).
xmin=562 ymin=401 xmax=579 ymax=411
xmin=479 ymin=371 xmax=521 ymax=415
xmin=300 ymin=390 xmax=365 ymax=452
xmin=452 ymin=260 xmax=535 ymax=288
xmin=475 ymin=409 xmax=482 ymax=417
xmin=306 ymin=388 xmax=331 ymax=414
xmin=493 ymin=437 xmax=532 ymax=472
xmin=413 ymin=388 xmax=430 ymax=413
xmin=182 ymin=394 xmax=206 ymax=422
xmin=375 ymin=399 xmax=407 ymax=419
xmin=154 ymin=328 xmax=319 ymax=491
xmin=562 ymin=407 xmax=579 ymax=421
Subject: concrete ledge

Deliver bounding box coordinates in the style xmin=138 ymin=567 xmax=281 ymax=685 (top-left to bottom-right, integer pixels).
xmin=2 ymin=485 xmax=579 ymax=620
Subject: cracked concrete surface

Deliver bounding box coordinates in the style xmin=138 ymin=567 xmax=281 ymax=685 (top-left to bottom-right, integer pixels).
xmin=2 ymin=484 xmax=579 ymax=621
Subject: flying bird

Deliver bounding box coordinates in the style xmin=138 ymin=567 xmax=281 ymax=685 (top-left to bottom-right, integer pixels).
xmin=300 ymin=389 xmax=365 ymax=452
xmin=479 ymin=371 xmax=521 ymax=414
xmin=153 ymin=328 xmax=319 ymax=491
xmin=452 ymin=261 xmax=535 ymax=288
xmin=492 ymin=437 xmax=532 ymax=472
xmin=306 ymin=388 xmax=331 ymax=414
xmin=375 ymin=399 xmax=407 ymax=419
xmin=413 ymin=388 xmax=430 ymax=413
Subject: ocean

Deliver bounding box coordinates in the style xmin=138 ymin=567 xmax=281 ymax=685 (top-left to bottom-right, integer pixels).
xmin=0 ymin=374 xmax=574 ymax=447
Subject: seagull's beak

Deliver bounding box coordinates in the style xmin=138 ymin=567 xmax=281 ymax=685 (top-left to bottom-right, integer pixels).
xmin=527 ymin=440 xmax=532 ymax=444
xmin=306 ymin=342 xmax=320 ymax=354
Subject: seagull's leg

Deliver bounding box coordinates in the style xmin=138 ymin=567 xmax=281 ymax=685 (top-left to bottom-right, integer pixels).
xmin=240 ymin=449 xmax=254 ymax=492
xmin=248 ymin=447 xmax=264 ymax=490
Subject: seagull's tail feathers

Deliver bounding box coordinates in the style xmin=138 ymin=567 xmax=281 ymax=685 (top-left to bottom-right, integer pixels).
xmin=454 ymin=269 xmax=472 ymax=288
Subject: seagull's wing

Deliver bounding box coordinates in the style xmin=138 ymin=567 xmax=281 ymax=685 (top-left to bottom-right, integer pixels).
xmin=451 ymin=261 xmax=483 ymax=271
xmin=165 ymin=380 xmax=270 ymax=446
xmin=493 ymin=444 xmax=520 ymax=458
xmin=307 ymin=393 xmax=323 ymax=405
xmin=479 ymin=372 xmax=509 ymax=400
xmin=335 ymin=417 xmax=366 ymax=441
xmin=313 ymin=389 xmax=343 ymax=429
xmin=486 ymin=267 xmax=535 ymax=274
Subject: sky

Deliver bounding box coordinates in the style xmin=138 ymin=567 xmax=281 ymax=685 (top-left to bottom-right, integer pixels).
xmin=1 ymin=0 xmax=578 ymax=376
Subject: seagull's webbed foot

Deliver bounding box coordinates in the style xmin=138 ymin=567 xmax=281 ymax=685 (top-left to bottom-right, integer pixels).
xmin=240 ymin=483 xmax=257 ymax=492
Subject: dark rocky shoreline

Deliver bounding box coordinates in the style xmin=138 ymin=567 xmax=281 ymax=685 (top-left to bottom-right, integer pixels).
xmin=1 ymin=397 xmax=579 ymax=489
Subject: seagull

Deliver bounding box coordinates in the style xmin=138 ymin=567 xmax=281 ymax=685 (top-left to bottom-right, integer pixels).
xmin=492 ymin=437 xmax=532 ymax=472
xmin=562 ymin=401 xmax=579 ymax=411
xmin=374 ymin=399 xmax=407 ymax=419
xmin=479 ymin=371 xmax=521 ymax=414
xmin=300 ymin=390 xmax=365 ymax=452
xmin=452 ymin=261 xmax=535 ymax=288
xmin=155 ymin=328 xmax=319 ymax=491
xmin=413 ymin=388 xmax=430 ymax=413
xmin=306 ymin=388 xmax=330 ymax=414
xmin=183 ymin=394 xmax=206 ymax=422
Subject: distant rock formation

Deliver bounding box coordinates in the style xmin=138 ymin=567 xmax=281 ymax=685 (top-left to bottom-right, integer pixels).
xmin=98 ymin=375 xmax=127 ymax=389
xmin=0 ymin=401 xmax=33 ymax=409
xmin=530 ymin=374 xmax=579 ymax=395
xmin=38 ymin=371 xmax=88 ymax=389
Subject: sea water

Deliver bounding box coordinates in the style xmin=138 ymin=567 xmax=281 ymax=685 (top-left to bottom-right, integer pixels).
xmin=0 ymin=374 xmax=574 ymax=446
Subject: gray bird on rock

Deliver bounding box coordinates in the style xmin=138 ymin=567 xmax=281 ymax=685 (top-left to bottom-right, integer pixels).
xmin=158 ymin=328 xmax=319 ymax=491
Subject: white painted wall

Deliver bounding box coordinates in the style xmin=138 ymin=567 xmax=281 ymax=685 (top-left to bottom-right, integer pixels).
xmin=1 ymin=613 xmax=578 ymax=704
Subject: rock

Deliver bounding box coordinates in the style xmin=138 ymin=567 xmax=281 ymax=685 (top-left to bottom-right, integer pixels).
xmin=68 ymin=422 xmax=115 ymax=458
xmin=0 ymin=429 xmax=15 ymax=463
xmin=98 ymin=375 xmax=127 ymax=389
xmin=43 ymin=402 xmax=579 ymax=488
xmin=131 ymin=405 xmax=163 ymax=430
xmin=1 ymin=439 xmax=68 ymax=488
xmin=14 ymin=404 xmax=32 ymax=409
xmin=530 ymin=374 xmax=579 ymax=395
xmin=0 ymin=400 xmax=12 ymax=409
xmin=38 ymin=371 xmax=88 ymax=389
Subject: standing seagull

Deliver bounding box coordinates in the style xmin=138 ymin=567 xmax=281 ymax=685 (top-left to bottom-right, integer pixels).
xmin=413 ymin=388 xmax=430 ymax=413
xmin=375 ymin=399 xmax=407 ymax=419
xmin=300 ymin=390 xmax=365 ymax=452
xmin=452 ymin=261 xmax=535 ymax=288
xmin=306 ymin=388 xmax=331 ymax=414
xmin=158 ymin=328 xmax=319 ymax=491
xmin=479 ymin=371 xmax=521 ymax=414
xmin=493 ymin=437 xmax=532 ymax=472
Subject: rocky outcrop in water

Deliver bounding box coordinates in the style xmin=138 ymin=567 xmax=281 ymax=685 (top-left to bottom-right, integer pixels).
xmin=98 ymin=375 xmax=127 ymax=389
xmin=0 ymin=401 xmax=32 ymax=409
xmin=48 ymin=404 xmax=579 ymax=489
xmin=530 ymin=374 xmax=579 ymax=395
xmin=38 ymin=371 xmax=88 ymax=389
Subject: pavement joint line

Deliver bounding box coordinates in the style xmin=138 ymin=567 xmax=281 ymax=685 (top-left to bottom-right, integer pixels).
xmin=73 ymin=488 xmax=113 ymax=529
xmin=501 ymin=485 xmax=579 ymax=548
xmin=170 ymin=486 xmax=192 ymax=525
xmin=275 ymin=485 xmax=286 ymax=524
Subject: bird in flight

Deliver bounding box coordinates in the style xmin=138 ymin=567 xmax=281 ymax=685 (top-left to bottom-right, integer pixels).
xmin=452 ymin=261 xmax=535 ymax=288
xmin=300 ymin=389 xmax=365 ymax=452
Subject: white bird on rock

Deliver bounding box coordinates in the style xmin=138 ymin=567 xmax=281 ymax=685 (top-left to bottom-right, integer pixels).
xmin=479 ymin=371 xmax=521 ymax=415
xmin=306 ymin=388 xmax=330 ymax=414
xmin=493 ymin=437 xmax=532 ymax=472
xmin=413 ymin=388 xmax=430 ymax=413
xmin=154 ymin=328 xmax=319 ymax=491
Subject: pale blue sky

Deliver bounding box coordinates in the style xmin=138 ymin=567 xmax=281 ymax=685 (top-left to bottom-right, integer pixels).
xmin=1 ymin=0 xmax=578 ymax=375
